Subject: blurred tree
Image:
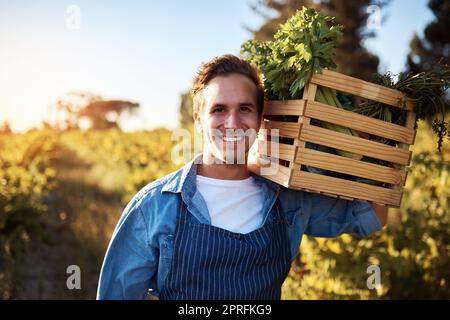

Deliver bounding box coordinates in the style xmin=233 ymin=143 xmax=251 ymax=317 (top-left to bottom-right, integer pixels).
xmin=406 ymin=0 xmax=449 ymax=152
xmin=77 ymin=100 xmax=139 ymax=130
xmin=247 ymin=0 xmax=390 ymax=80
xmin=0 ymin=121 xmax=12 ymax=134
xmin=55 ymin=92 xmax=139 ymax=130
xmin=42 ymin=120 xmax=55 ymax=131
xmin=407 ymin=0 xmax=450 ymax=73
xmin=178 ymin=90 xmax=194 ymax=129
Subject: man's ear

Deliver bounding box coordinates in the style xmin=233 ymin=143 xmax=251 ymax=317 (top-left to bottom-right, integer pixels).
xmin=193 ymin=110 xmax=202 ymax=133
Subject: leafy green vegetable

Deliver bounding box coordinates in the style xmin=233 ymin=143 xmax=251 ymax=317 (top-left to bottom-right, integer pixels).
xmin=241 ymin=7 xmax=342 ymax=100
xmin=353 ymin=65 xmax=450 ymax=152
xmin=241 ymin=7 xmax=364 ymax=160
xmin=240 ymin=6 xmax=449 ymax=188
xmin=315 ymin=86 xmax=362 ymax=160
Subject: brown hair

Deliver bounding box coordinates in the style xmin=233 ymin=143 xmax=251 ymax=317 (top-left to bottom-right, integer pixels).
xmin=191 ymin=54 xmax=264 ymax=115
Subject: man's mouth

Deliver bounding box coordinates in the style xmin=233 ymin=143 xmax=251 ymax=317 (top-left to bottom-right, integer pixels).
xmin=222 ymin=136 xmax=243 ymax=142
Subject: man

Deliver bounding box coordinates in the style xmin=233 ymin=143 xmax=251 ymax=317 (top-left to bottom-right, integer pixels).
xmin=97 ymin=54 xmax=387 ymax=300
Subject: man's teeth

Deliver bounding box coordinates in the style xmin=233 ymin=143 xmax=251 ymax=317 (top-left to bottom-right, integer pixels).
xmin=223 ymin=136 xmax=243 ymax=142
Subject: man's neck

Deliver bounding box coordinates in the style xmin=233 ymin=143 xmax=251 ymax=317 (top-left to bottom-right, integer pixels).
xmin=198 ymin=154 xmax=250 ymax=180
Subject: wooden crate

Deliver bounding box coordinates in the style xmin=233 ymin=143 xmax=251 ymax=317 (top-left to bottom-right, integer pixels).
xmin=255 ymin=69 xmax=417 ymax=208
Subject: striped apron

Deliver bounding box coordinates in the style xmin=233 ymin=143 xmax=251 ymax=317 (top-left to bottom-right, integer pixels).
xmin=159 ymin=198 xmax=292 ymax=300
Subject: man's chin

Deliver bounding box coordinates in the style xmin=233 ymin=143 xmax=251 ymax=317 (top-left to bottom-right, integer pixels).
xmin=218 ymin=152 xmax=249 ymax=165
xmin=204 ymin=146 xmax=249 ymax=165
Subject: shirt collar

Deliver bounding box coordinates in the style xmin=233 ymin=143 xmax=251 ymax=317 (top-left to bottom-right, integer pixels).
xmin=161 ymin=153 xmax=202 ymax=194
xmin=161 ymin=153 xmax=281 ymax=195
xmin=161 ymin=153 xmax=281 ymax=225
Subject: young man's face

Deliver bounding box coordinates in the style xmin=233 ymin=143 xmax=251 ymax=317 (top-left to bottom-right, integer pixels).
xmin=193 ymin=73 xmax=261 ymax=164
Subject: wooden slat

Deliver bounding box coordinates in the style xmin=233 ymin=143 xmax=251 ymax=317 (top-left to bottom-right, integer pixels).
xmin=390 ymin=109 xmax=416 ymax=206
xmin=295 ymin=146 xmax=403 ymax=185
xmin=258 ymin=157 xmax=291 ymax=187
xmin=262 ymin=120 xmax=300 ymax=139
xmin=318 ymin=70 xmax=402 ymax=100
xmin=266 ymin=172 xmax=289 ymax=187
xmin=321 ymin=192 xmax=339 ymax=198
xmin=277 ymin=163 xmax=291 ymax=177
xmin=258 ymin=157 xmax=291 ymax=177
xmin=305 ymin=101 xmax=416 ymax=144
xmin=263 ymin=99 xmax=305 ymax=116
xmin=291 ymin=170 xmax=402 ymax=207
xmin=289 ymin=83 xmax=317 ymax=186
xmin=258 ymin=139 xmax=296 ymax=161
xmin=300 ymin=124 xmax=411 ymax=165
xmin=311 ymin=70 xmax=414 ymax=110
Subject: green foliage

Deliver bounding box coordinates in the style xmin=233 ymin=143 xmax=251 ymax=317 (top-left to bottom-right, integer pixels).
xmin=282 ymin=121 xmax=450 ymax=299
xmin=248 ymin=0 xmax=385 ymax=80
xmin=354 ymin=68 xmax=450 ymax=152
xmin=241 ymin=7 xmax=342 ymax=100
xmin=61 ymin=128 xmax=183 ymax=202
xmin=2 ymin=122 xmax=448 ymax=299
xmin=1 ymin=127 xmax=182 ymax=298
xmin=405 ymin=0 xmax=450 ymax=151
xmin=0 ymin=131 xmax=59 ymax=299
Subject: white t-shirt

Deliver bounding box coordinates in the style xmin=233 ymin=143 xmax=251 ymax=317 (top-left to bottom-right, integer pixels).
xmin=195 ymin=174 xmax=264 ymax=234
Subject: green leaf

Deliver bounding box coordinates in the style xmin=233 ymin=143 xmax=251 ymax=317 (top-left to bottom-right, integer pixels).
xmin=241 ymin=6 xmax=342 ymax=100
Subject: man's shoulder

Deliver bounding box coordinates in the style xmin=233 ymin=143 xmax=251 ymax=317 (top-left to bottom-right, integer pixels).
xmin=278 ymin=186 xmax=351 ymax=212
xmin=133 ymin=157 xmax=197 ymax=203
xmin=133 ymin=169 xmax=180 ymax=204
xmin=119 ymin=169 xmax=180 ymax=225
xmin=278 ymin=185 xmax=306 ymax=209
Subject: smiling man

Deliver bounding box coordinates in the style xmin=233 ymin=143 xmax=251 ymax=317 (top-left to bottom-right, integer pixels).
xmin=194 ymin=71 xmax=261 ymax=175
xmin=97 ymin=54 xmax=387 ymax=300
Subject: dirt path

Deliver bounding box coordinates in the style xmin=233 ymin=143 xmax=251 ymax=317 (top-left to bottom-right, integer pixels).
xmin=14 ymin=145 xmax=123 ymax=299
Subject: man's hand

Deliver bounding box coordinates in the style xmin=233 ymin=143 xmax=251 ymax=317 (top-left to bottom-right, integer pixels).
xmin=247 ymin=140 xmax=262 ymax=175
xmin=370 ymin=202 xmax=388 ymax=227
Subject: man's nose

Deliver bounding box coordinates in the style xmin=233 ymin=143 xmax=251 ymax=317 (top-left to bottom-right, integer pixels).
xmin=224 ymin=110 xmax=240 ymax=129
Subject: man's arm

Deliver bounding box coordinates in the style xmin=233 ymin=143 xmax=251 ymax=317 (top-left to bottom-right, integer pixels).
xmin=97 ymin=202 xmax=158 ymax=300
xmin=248 ymin=152 xmax=387 ymax=233
xmin=303 ymin=192 xmax=384 ymax=237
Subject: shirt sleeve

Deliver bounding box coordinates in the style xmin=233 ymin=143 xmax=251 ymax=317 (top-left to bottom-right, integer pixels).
xmin=96 ymin=200 xmax=158 ymax=300
xmin=304 ymin=192 xmax=382 ymax=237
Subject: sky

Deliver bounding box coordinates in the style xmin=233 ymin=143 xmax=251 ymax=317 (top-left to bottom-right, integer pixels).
xmin=0 ymin=0 xmax=435 ymax=132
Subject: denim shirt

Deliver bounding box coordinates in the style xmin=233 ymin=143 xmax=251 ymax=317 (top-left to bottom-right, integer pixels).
xmin=97 ymin=154 xmax=382 ymax=300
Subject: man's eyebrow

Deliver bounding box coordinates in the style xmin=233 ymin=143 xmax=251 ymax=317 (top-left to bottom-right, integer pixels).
xmin=211 ymin=103 xmax=226 ymax=108
xmin=239 ymin=102 xmax=256 ymax=107
xmin=211 ymin=102 xmax=255 ymax=107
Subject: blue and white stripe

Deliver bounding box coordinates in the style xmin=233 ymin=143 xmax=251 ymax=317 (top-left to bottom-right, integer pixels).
xmin=159 ymin=199 xmax=292 ymax=300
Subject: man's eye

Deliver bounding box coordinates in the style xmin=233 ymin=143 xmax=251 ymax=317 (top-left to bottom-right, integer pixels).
xmin=212 ymin=107 xmax=225 ymax=113
xmin=240 ymin=106 xmax=252 ymax=112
